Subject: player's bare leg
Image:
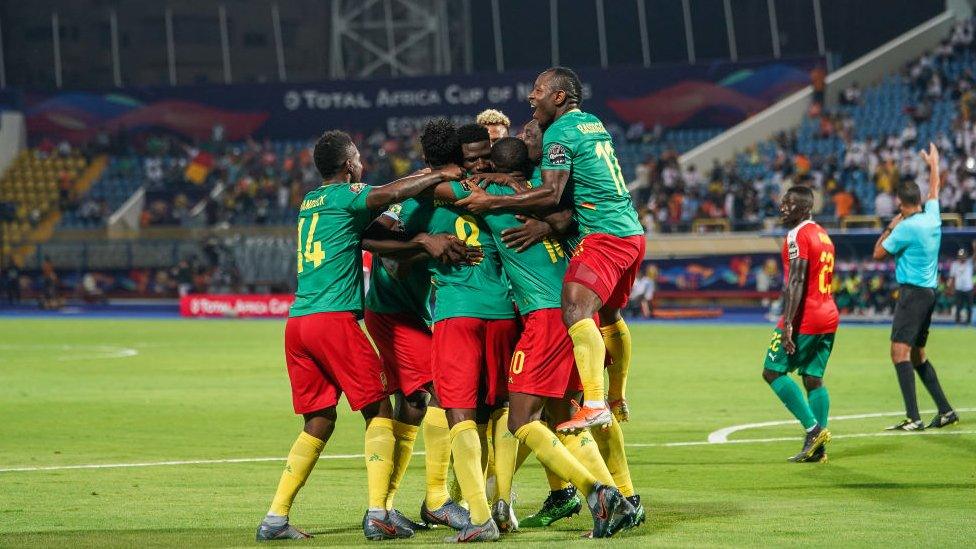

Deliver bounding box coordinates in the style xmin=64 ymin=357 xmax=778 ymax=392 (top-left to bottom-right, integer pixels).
xmin=558 ymin=282 xmax=612 ymax=432
xmin=509 ymin=393 xmax=634 ymax=538
xmin=257 ymin=408 xmax=337 ymax=540
xmin=598 ymin=308 xmax=632 ymax=422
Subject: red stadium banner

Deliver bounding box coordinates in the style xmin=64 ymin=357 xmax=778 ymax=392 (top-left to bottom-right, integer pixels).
xmin=180 ymin=294 xmax=294 ymax=318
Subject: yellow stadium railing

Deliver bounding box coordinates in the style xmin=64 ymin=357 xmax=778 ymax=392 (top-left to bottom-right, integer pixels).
xmin=840 ymin=215 xmax=881 ymax=230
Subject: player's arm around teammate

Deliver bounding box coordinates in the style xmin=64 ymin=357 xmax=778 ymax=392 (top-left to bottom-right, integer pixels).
xmin=257 ymin=131 xmax=462 ymax=542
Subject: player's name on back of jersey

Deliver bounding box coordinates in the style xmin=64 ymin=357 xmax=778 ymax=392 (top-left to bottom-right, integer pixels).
xmin=576 ymin=122 xmax=607 ymax=134
xmin=300 ymin=195 xmax=325 ymax=211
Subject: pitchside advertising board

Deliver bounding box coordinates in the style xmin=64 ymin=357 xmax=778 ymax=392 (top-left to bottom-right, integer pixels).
xmin=7 ymin=58 xmax=820 ymax=143
xmin=180 ymin=294 xmax=294 ymax=318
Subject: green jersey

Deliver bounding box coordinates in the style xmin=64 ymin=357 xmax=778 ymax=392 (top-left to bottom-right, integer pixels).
xmin=290 ymin=182 xmax=376 ymax=318
xmin=364 ymin=199 xmax=435 ymax=323
xmin=428 ymin=182 xmax=515 ymax=322
xmin=541 ymin=109 xmax=643 ymax=239
xmin=454 ymin=182 xmax=567 ymax=315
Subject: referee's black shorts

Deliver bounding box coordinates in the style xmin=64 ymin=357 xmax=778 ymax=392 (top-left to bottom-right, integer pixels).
xmin=891 ymin=284 xmax=936 ymax=347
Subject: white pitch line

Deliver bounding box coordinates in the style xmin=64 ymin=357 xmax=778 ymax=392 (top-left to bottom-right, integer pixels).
xmin=707 ymin=407 xmax=976 ymax=443
xmin=4 ymin=410 xmax=975 ymax=473
xmin=0 ymin=452 xmax=426 ymax=474
xmin=629 ymin=429 xmax=976 ymax=448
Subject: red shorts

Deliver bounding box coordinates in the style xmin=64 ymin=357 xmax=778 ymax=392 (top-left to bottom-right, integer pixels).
xmin=284 ymin=312 xmax=394 ymax=414
xmin=565 ymin=233 xmax=646 ymax=309
xmin=508 ymin=308 xmax=582 ymax=398
xmin=364 ymin=309 xmax=433 ymax=397
xmin=431 ymin=317 xmax=519 ymax=409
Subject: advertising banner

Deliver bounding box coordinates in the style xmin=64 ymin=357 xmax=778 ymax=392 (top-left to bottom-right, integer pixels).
xmin=9 ymin=58 xmax=821 ymax=143
xmin=180 ymin=294 xmax=294 ymax=318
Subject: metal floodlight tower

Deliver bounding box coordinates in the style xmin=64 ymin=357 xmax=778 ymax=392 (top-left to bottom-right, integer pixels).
xmin=329 ymin=0 xmax=450 ymax=79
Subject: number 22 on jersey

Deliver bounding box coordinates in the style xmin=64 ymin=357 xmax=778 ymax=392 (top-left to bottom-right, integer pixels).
xmin=817 ymin=251 xmax=834 ymax=295
xmin=296 ymin=213 xmax=325 ymax=274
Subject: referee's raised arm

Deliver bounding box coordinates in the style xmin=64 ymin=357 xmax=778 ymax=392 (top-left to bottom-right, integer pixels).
xmin=872 ymin=143 xmax=940 ymax=262
xmin=921 ymin=142 xmax=941 ymax=201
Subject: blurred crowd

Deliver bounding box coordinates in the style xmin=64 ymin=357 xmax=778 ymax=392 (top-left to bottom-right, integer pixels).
xmin=627 ymin=18 xmax=976 ymax=234
xmin=129 ymin=130 xmax=429 ymax=227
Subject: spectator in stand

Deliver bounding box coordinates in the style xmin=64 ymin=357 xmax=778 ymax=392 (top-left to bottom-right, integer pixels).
xmin=2 ymin=262 xmax=20 ymax=305
xmin=831 ymin=186 xmax=856 ymax=219
xmin=840 ymin=82 xmax=862 ymax=106
xmin=810 ymin=64 xmax=827 ymax=108
xmin=627 ymin=265 xmax=657 ymax=319
xmin=949 ymin=247 xmax=974 ymax=325
xmin=40 ymin=256 xmax=61 ymax=310
xmin=875 ymin=190 xmax=896 ymax=219
xmin=80 ymin=272 xmax=107 ymax=304
xmin=172 ymin=259 xmax=193 ymax=297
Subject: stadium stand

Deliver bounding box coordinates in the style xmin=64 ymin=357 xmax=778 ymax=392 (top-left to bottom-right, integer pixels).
xmin=0 ymin=146 xmax=90 ymax=259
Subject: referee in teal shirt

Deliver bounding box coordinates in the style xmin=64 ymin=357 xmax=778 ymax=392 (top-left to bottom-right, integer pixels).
xmin=873 ymin=144 xmax=958 ymax=431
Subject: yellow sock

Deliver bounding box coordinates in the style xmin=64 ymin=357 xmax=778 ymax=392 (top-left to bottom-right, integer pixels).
xmin=477 ymin=422 xmax=491 ymax=477
xmin=568 ymin=318 xmax=607 ymax=406
xmin=558 ymin=430 xmax=615 ymax=488
xmin=514 ymin=420 xmax=596 ymax=495
xmin=364 ymin=417 xmax=396 ymax=510
xmin=491 ymin=408 xmax=518 ymax=504
xmin=423 ymin=406 xmax=452 ymax=509
xmin=268 ymin=431 xmax=325 ymax=517
xmin=450 ymin=420 xmax=491 ymax=524
xmin=545 ymin=465 xmax=571 ymax=491
xmin=515 ymin=439 xmax=532 ymax=472
xmin=385 ymin=420 xmax=419 ymax=509
xmin=600 ymin=319 xmax=632 ymax=402
xmin=591 ymin=417 xmax=635 ymax=497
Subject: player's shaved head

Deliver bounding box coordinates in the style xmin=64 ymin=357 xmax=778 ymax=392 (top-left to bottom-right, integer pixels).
xmin=780 ymin=185 xmax=814 ymax=228
xmin=420 ymin=118 xmax=463 ymax=168
xmin=490 ymin=137 xmax=530 ymax=176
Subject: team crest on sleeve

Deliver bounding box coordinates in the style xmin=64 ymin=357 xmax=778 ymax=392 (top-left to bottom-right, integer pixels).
xmin=546 ymin=143 xmax=567 ymax=165
xmin=387 ymin=203 xmax=403 ymax=217
xmin=350 ymin=182 xmax=366 ymax=193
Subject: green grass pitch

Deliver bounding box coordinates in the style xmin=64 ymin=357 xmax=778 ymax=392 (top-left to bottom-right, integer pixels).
xmin=1 ymin=318 xmax=974 ymax=547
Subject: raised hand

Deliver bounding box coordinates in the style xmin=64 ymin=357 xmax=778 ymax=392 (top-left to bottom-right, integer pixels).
xmin=919 ymin=142 xmax=939 ymax=170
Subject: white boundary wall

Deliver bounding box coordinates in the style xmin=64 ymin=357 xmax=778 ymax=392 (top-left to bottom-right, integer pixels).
xmin=679 ymin=11 xmax=956 ymax=172
xmin=0 ymin=111 xmax=27 ymax=175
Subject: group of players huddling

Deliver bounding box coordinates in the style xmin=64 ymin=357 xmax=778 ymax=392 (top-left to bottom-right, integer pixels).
xmin=252 ymin=66 xmax=951 ymax=543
